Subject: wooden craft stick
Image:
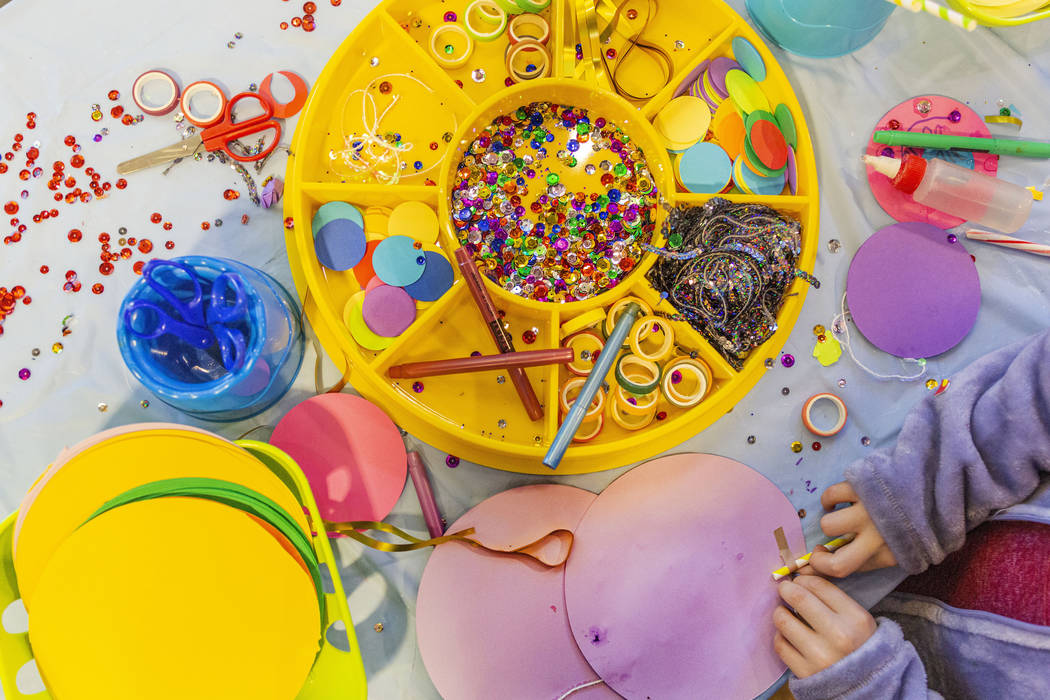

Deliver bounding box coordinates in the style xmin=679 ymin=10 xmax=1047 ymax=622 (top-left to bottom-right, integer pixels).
xmin=771 ymin=533 xmax=857 ymax=581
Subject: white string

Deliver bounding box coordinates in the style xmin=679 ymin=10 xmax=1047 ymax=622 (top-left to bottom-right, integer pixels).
xmin=832 ymin=292 xmax=927 ymax=382
xmin=555 ymin=679 xmax=605 ymax=700
xmin=330 ymin=73 xmax=457 ymax=185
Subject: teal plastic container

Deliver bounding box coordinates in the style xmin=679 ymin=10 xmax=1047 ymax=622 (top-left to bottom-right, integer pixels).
xmin=746 ymin=0 xmax=896 ymax=58
xmin=117 ymin=256 xmax=304 ymax=421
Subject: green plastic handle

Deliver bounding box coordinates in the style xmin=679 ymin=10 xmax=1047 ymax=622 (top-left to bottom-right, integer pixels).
xmin=873 ymin=130 xmax=1050 ymax=159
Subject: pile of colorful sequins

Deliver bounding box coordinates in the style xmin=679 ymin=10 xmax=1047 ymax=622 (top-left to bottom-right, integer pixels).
xmin=451 ymin=102 xmax=657 ymax=302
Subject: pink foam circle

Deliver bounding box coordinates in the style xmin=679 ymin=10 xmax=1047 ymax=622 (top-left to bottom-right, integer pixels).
xmin=564 ymin=454 xmax=804 ymax=700
xmin=847 ymin=222 xmax=980 ymax=358
xmin=417 ymin=484 xmax=618 ymax=700
xmin=866 ymin=95 xmax=999 ymax=228
xmin=361 ymin=285 xmax=416 ymax=337
xmin=269 ymin=394 xmax=407 ymax=522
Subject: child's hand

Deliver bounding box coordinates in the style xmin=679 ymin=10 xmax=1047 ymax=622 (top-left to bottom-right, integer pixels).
xmin=773 ymin=574 xmax=877 ymax=678
xmin=805 ymin=481 xmax=897 ymax=577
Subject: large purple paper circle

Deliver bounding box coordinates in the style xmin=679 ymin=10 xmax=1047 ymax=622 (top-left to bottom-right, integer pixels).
xmin=564 ymin=454 xmax=804 ymax=700
xmin=847 ymin=222 xmax=980 ymax=359
xmin=361 ymin=285 xmax=416 ymax=337
xmin=417 ymin=485 xmax=619 ymax=700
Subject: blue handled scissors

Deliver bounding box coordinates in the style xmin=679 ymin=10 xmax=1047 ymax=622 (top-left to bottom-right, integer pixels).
xmin=124 ymin=260 xmax=250 ymax=372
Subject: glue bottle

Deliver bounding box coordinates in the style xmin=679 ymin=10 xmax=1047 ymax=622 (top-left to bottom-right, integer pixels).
xmin=863 ymin=154 xmax=1033 ymax=233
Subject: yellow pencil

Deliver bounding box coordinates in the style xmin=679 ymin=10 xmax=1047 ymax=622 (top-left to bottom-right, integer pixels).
xmin=771 ymin=533 xmax=856 ymax=581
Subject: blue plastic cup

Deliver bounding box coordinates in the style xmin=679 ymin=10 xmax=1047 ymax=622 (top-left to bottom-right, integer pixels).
xmin=117 ymin=256 xmax=305 ymax=421
xmin=746 ymin=0 xmax=896 ymax=58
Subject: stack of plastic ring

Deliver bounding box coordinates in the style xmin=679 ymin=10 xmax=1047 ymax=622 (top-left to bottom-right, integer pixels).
xmin=603 ymin=296 xmax=653 ymax=340
xmin=611 ymin=354 xmax=661 ymax=430
xmin=802 ymin=393 xmax=847 ymax=437
xmin=180 ymin=81 xmax=226 ymax=128
xmin=563 ymin=330 xmax=604 ymax=376
xmin=661 ymin=357 xmax=712 ymax=408
xmin=629 ymin=316 xmax=674 ymax=363
xmin=464 ymin=0 xmax=508 ymax=41
xmin=560 ymin=376 xmax=606 ymax=443
xmin=505 ymin=40 xmax=551 ymax=83
xmin=133 ymin=70 xmax=181 ymax=117
xmin=430 ymin=24 xmax=474 ymax=68
xmin=508 ymin=13 xmax=550 ymax=44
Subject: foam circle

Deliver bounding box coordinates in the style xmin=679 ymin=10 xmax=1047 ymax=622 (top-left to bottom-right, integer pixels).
xmin=786 ymin=146 xmax=798 ymax=195
xmin=353 ymin=239 xmax=382 ymax=287
xmin=734 ymin=156 xmax=785 ymax=196
xmin=417 ymin=485 xmax=618 ymax=700
xmin=706 ymin=56 xmax=740 ymax=96
xmin=774 ymin=103 xmax=797 ymax=149
xmin=270 ymin=393 xmax=408 ymax=523
xmin=372 ymin=235 xmax=427 ymax=286
xmin=312 ymin=201 xmax=364 ymax=234
xmin=677 ymin=142 xmax=733 ymax=194
xmin=362 ymin=284 xmax=417 ymax=337
xmin=725 ymin=69 xmax=770 ymax=115
xmin=846 ymin=222 xmax=980 ymax=358
xmin=732 ymin=36 xmax=766 ymax=82
xmin=749 ymin=119 xmax=789 ymax=170
xmin=388 ymin=201 xmax=440 ymax=245
xmin=712 ymin=100 xmax=746 ymax=160
xmin=564 ymin=454 xmax=804 ymax=699
xmin=866 ymin=95 xmax=999 ymax=229
xmin=653 ymin=96 xmax=712 ymax=152
xmin=343 ymin=291 xmax=396 ymax=351
xmin=29 ymin=498 xmax=320 ymax=700
xmin=314 ymin=218 xmax=367 ymax=271
xmin=402 ymin=250 xmax=455 ymax=302
xmin=14 ymin=428 xmax=309 ymax=607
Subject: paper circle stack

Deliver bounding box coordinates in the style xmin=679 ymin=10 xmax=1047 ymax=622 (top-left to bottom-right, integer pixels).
xmin=312 ymin=200 xmax=455 ymax=351
xmin=12 ymin=425 xmax=323 ymax=700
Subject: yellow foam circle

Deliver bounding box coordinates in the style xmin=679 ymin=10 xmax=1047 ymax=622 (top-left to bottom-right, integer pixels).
xmin=29 ymin=498 xmax=320 ymax=700
xmin=14 ymin=429 xmax=309 ymax=608
xmin=652 ymin=96 xmax=711 ymax=153
xmin=343 ymin=290 xmax=398 ymax=351
xmin=725 ymin=69 xmax=770 ymax=116
xmin=387 ymin=201 xmax=439 ymax=245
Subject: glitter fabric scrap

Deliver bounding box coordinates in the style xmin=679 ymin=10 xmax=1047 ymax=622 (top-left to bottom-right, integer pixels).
xmin=452 ymin=102 xmax=657 ymax=303
xmin=647 ymin=199 xmax=817 ymax=370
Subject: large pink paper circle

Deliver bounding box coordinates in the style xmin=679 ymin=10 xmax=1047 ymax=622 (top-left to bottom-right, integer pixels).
xmin=417 ymin=484 xmax=618 ymax=700
xmin=269 ymin=394 xmax=407 ymax=522
xmin=866 ymin=95 xmax=998 ymax=228
xmin=564 ymin=454 xmax=805 ymax=700
xmin=847 ymin=222 xmax=980 ymax=359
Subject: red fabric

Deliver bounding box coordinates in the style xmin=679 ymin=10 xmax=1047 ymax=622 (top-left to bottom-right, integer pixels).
xmin=896 ymin=520 xmax=1050 ymax=627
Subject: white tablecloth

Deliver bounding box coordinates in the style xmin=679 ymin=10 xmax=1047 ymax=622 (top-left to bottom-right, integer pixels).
xmin=1 ymin=1 xmax=1048 ymax=697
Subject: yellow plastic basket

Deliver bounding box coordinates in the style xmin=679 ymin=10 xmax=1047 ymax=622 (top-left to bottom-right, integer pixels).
xmin=0 ymin=439 xmax=367 ymax=700
xmin=284 ymin=0 xmax=819 ymax=474
xmin=949 ymin=0 xmax=1050 ymax=25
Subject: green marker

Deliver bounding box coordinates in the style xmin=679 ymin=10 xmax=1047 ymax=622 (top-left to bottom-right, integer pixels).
xmin=873 ymin=130 xmax=1050 ymax=159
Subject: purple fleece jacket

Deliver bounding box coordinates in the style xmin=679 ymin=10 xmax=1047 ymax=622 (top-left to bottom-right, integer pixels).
xmin=790 ymin=328 xmax=1050 ymax=700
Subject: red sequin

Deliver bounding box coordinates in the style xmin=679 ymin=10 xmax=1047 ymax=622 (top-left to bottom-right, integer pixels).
xmin=99 ymin=262 xmax=114 ymax=275
xmin=70 ymin=155 xmax=85 ymax=168
xmin=304 ymin=1 xmax=316 ymax=11
xmin=39 ymin=265 xmax=49 ymax=274
xmin=4 ymin=202 xmax=18 ymax=215
xmin=162 ymin=222 xmax=173 ymax=231
xmin=115 ymin=178 xmax=127 ymax=189
xmin=68 ymin=229 xmax=82 ymax=242
xmin=164 ymin=240 xmax=175 ymax=250
xmin=108 ymin=90 xmax=120 ymax=101
xmin=92 ymin=283 xmax=104 ymax=295
xmin=138 ymin=239 xmax=153 ymax=254
xmin=150 ymin=212 xmax=162 ymax=223
xmin=64 ymin=135 xmax=76 ymax=146
xmin=201 ymin=222 xmax=210 ymax=231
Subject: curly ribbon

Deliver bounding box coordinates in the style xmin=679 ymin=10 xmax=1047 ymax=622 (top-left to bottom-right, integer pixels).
xmin=597 ymin=0 xmax=675 ymax=101
xmin=325 ymin=520 xmax=575 ymax=568
xmin=575 ymin=0 xmax=610 ymax=87
xmin=985 ymin=115 xmax=1023 ymax=127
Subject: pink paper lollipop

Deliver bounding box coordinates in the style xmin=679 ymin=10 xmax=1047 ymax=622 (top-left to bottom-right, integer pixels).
xmin=564 ymin=453 xmax=805 ymax=700
xmin=866 ymin=95 xmax=999 ymax=228
xmin=417 ymin=484 xmax=619 ymax=700
xmin=270 ymin=394 xmax=407 ymax=523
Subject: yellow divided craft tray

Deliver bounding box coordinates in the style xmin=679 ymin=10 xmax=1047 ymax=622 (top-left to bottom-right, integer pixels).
xmin=285 ymin=0 xmax=819 ymax=474
xmin=0 ymin=440 xmax=367 ymax=700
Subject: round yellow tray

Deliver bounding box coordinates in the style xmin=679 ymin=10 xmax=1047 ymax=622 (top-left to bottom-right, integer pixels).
xmin=284 ymin=0 xmax=818 ymax=475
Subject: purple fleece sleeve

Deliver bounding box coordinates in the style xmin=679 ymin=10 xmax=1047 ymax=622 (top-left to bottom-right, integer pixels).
xmin=789 ymin=618 xmax=940 ymax=700
xmin=846 ymin=329 xmax=1050 ymax=575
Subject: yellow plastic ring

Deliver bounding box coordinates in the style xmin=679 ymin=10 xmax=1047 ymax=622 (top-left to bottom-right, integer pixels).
xmin=508 ymin=13 xmax=550 ymax=44
xmin=604 ymin=296 xmax=653 ymax=339
xmin=505 ymin=39 xmax=551 ymax=83
xmin=560 ymin=377 xmax=605 ymax=419
xmin=429 ymin=24 xmax=474 ymax=68
xmin=465 ymin=0 xmax=507 ymax=41
xmin=614 ymin=383 xmax=659 ymax=416
xmin=563 ymin=330 xmax=605 ymax=376
xmin=493 ymin=0 xmax=525 ymax=14
xmin=515 ymin=0 xmax=552 ymax=10
xmin=560 ymin=308 xmax=606 ymax=338
xmin=572 ymin=413 xmax=604 ymax=443
xmin=628 ymin=316 xmax=674 ymax=362
xmin=661 ymin=358 xmax=712 ymax=408
xmin=607 ymin=397 xmax=655 ymax=430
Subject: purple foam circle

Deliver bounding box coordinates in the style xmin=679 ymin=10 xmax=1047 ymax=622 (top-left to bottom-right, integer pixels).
xmin=786 ymin=146 xmax=797 ymax=195
xmin=847 ymin=222 xmax=980 ymax=359
xmin=707 ymin=56 xmax=740 ymax=97
xmin=361 ymin=284 xmax=416 ymax=337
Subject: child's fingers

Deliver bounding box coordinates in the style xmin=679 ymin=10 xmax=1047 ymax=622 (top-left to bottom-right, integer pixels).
xmin=819 ymin=504 xmax=866 ymax=537
xmin=857 ymin=545 xmax=897 ymax=572
xmin=791 ymin=574 xmax=863 ymax=616
xmin=777 ymin=580 xmax=836 ymax=636
xmin=773 ymin=631 xmax=813 ymax=678
xmin=807 ymin=531 xmax=881 ymax=578
xmin=820 ymin=481 xmax=858 ymax=511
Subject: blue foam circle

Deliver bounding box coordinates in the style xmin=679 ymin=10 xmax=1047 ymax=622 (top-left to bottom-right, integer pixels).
xmin=312 ymin=201 xmax=364 ymax=234
xmin=372 ymin=235 xmax=426 ymax=287
xmin=678 ymin=143 xmax=733 ymax=194
xmin=314 ymin=218 xmax=367 ymax=271
xmin=734 ymin=156 xmax=785 ymax=196
xmin=732 ymin=37 xmax=766 ymax=82
xmin=402 ymin=251 xmax=454 ymax=302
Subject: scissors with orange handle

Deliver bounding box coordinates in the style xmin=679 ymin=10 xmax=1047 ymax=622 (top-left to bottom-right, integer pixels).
xmin=117 ymin=71 xmax=309 ymax=175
